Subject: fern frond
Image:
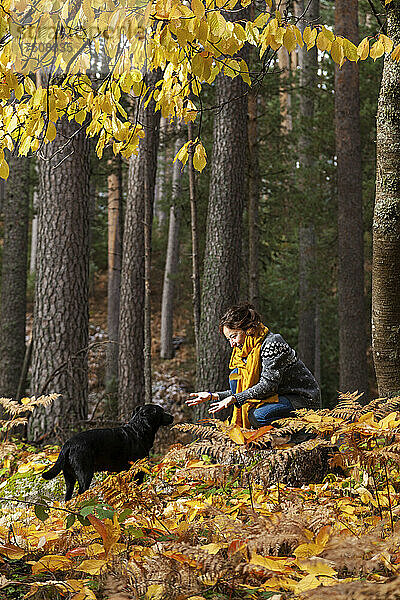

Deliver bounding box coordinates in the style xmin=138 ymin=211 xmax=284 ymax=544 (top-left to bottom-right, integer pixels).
xmin=374 ymin=396 xmax=400 ymax=420
xmin=0 ymin=398 xmax=23 ymax=416
xmin=32 ymin=393 xmax=60 ymax=407
xmin=161 ymin=443 xmax=198 ymax=465
xmin=173 ymin=422 xmax=234 ymax=444
xmin=5 ymin=417 xmax=29 ymax=430
xmin=330 ymin=392 xmax=364 ymax=421
xmin=173 ymin=464 xmax=240 ymax=485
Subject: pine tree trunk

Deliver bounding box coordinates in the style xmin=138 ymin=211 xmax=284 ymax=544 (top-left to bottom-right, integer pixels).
xmin=335 ymin=0 xmax=368 ymax=396
xmin=198 ymin=9 xmax=249 ymax=397
xmin=29 ymin=119 xmax=90 ymax=441
xmin=0 ymin=154 xmax=30 ymax=400
xmin=372 ymin=0 xmax=400 ymax=397
xmin=105 ymin=156 xmax=122 ymax=390
xmin=160 ymin=134 xmax=185 ymax=359
xmin=248 ymin=87 xmax=260 ymax=308
xmin=296 ymin=0 xmax=319 ymax=375
xmin=118 ymin=74 xmax=161 ymax=418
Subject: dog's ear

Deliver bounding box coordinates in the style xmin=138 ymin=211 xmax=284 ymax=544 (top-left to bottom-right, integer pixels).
xmin=130 ymin=405 xmax=143 ymax=420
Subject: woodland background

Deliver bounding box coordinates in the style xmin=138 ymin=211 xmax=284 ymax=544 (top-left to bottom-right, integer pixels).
xmin=0 ymin=0 xmax=394 ymax=442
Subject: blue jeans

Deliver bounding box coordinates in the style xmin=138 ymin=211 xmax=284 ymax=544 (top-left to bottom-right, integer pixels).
xmin=248 ymin=396 xmax=294 ymax=428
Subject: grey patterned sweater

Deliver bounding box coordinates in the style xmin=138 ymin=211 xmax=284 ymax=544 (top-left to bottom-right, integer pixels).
xmin=217 ymin=330 xmax=321 ymax=410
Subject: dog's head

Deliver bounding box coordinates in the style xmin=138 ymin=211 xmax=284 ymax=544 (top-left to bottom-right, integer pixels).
xmin=129 ymin=404 xmax=174 ymax=427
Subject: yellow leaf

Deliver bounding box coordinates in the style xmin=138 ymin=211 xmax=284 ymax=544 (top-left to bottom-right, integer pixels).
xmin=191 ymin=0 xmax=205 ymax=19
xmin=193 ymin=142 xmax=207 ymax=172
xmin=342 ymin=38 xmax=358 ymax=61
xmin=250 ymin=553 xmax=289 ymax=572
xmin=303 ymin=26 xmax=317 ymax=50
xmin=71 ymin=588 xmax=97 ymax=600
xmin=331 ymin=39 xmax=345 ymax=65
xmin=174 ymin=141 xmax=190 ymax=166
xmin=46 ymin=122 xmax=57 ymax=142
xmin=201 ymin=542 xmax=226 ymax=554
xmin=294 ymin=542 xmax=325 ymax=558
xmin=0 ymin=544 xmax=25 ymax=559
xmin=379 ymin=411 xmax=400 ymax=429
xmin=379 ymin=34 xmax=393 ymax=54
xmin=294 ymin=25 xmax=304 ymax=48
xmin=357 ymin=37 xmax=370 ymax=60
xmin=0 ymin=160 xmax=9 ymax=180
xmin=370 ymin=39 xmax=384 ymax=61
xmin=76 ymin=559 xmax=107 ymax=575
xmin=358 ymin=411 xmax=375 ymax=424
xmin=315 ymin=525 xmax=331 ymax=548
xmin=296 ymin=557 xmax=337 ymax=577
xmin=31 ymin=555 xmax=72 ymax=574
xmin=283 ymin=27 xmax=296 ymax=53
xmin=316 ymin=30 xmax=331 ymax=52
xmin=145 ymin=584 xmax=165 ymax=600
xmin=391 ymin=43 xmax=400 ymax=61
xmin=294 ymin=574 xmax=320 ymax=594
xmin=226 ymin=425 xmax=245 ymax=445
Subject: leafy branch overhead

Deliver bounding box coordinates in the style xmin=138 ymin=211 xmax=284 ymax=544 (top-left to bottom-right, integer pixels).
xmin=0 ymin=0 xmax=397 ymax=176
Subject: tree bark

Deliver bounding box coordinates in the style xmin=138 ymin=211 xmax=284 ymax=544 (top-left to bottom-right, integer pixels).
xmin=160 ymin=133 xmax=185 ymax=359
xmin=335 ymin=0 xmax=368 ymax=396
xmin=154 ymin=117 xmax=168 ymax=228
xmin=198 ymin=8 xmax=249 ymax=396
xmin=188 ymin=122 xmax=201 ymax=361
xmin=372 ymin=0 xmax=400 ymax=397
xmin=0 ymin=154 xmax=30 ymax=400
xmin=105 ymin=155 xmax=122 ymax=391
xmin=118 ymin=73 xmax=161 ymax=418
xmin=29 ymin=118 xmax=90 ymax=441
xmin=248 ymin=86 xmax=260 ymax=308
xmin=296 ymin=0 xmax=320 ymax=377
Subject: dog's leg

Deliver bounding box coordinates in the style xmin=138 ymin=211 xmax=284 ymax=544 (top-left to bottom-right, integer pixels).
xmin=63 ymin=467 xmax=76 ymax=502
xmin=76 ymin=468 xmax=94 ymax=494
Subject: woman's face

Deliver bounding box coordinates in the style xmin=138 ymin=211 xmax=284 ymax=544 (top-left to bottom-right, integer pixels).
xmin=223 ymin=326 xmax=246 ymax=348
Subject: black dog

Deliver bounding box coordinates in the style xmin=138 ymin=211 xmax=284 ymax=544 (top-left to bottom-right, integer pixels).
xmin=42 ymin=404 xmax=174 ymax=501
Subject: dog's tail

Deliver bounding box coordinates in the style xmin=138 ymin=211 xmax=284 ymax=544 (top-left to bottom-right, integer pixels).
xmin=42 ymin=447 xmax=68 ymax=480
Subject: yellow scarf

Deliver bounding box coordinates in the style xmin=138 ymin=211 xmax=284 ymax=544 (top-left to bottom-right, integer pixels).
xmin=229 ymin=323 xmax=279 ymax=428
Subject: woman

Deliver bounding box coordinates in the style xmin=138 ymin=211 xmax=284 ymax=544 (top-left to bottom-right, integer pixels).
xmin=186 ymin=303 xmax=321 ymax=429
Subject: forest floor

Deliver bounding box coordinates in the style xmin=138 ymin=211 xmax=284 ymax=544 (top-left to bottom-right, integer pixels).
xmin=1 ymin=276 xmax=400 ymax=599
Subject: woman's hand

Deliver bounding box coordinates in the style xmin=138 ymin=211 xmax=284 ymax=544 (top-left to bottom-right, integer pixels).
xmin=186 ymin=391 xmax=217 ymax=407
xmin=208 ymin=395 xmax=236 ymax=414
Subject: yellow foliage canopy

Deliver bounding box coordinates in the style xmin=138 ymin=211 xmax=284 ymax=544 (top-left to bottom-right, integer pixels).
xmin=0 ymin=0 xmax=397 ymax=176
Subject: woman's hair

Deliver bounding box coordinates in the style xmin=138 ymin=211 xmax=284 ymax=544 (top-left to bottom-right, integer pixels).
xmin=219 ymin=302 xmax=262 ymax=333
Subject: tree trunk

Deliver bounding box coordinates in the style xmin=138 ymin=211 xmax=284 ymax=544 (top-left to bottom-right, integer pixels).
xmin=160 ymin=133 xmax=185 ymax=359
xmin=154 ymin=117 xmax=168 ymax=228
xmin=198 ymin=8 xmax=249 ymax=397
xmin=248 ymin=86 xmax=260 ymax=308
xmin=105 ymin=156 xmax=122 ymax=391
xmin=0 ymin=154 xmax=30 ymax=400
xmin=372 ymin=0 xmax=400 ymax=398
xmin=188 ymin=122 xmax=201 ymax=362
xmin=118 ymin=74 xmax=161 ymax=418
xmin=29 ymin=118 xmax=90 ymax=441
xmin=278 ymin=46 xmax=292 ymax=134
xmin=30 ymin=188 xmax=38 ymax=274
xmin=335 ymin=0 xmax=368 ymax=396
xmin=296 ymin=0 xmax=319 ymax=376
